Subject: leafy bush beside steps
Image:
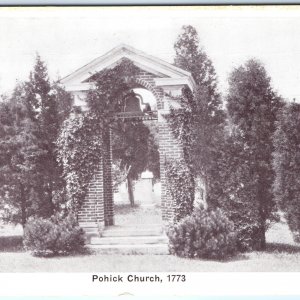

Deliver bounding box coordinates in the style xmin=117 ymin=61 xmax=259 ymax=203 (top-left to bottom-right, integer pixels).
xmin=23 ymin=213 xmax=85 ymax=257
xmin=167 ymin=207 xmax=237 ymax=260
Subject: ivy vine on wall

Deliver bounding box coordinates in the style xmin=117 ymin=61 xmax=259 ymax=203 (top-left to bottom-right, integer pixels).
xmin=164 ymin=87 xmax=196 ymax=221
xmin=56 ymin=59 xmax=139 ymax=212
xmin=165 ymin=158 xmax=195 ymax=222
xmin=57 ymin=112 xmax=104 ymax=211
xmin=166 ymin=87 xmax=195 ymax=164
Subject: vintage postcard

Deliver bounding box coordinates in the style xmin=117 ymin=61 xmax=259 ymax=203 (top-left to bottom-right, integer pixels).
xmin=0 ymin=6 xmax=300 ymax=280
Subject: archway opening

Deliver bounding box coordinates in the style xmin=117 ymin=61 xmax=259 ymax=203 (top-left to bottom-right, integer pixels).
xmin=110 ymin=88 xmax=162 ymax=230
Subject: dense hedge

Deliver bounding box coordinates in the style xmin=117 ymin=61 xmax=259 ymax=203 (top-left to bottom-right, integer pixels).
xmin=23 ymin=213 xmax=85 ymax=256
xmin=167 ymin=207 xmax=237 ymax=260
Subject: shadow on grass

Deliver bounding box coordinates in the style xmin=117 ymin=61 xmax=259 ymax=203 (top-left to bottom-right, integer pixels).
xmin=31 ymin=247 xmax=94 ymax=259
xmin=114 ymin=203 xmax=162 ymax=215
xmin=0 ymin=235 xmax=94 ymax=258
xmin=0 ymin=235 xmax=24 ymax=252
xmin=177 ymin=243 xmax=300 ymax=263
xmin=114 ymin=203 xmax=140 ymax=215
xmin=172 ymin=251 xmax=249 ymax=263
xmin=220 ymin=252 xmax=249 ymax=263
xmin=265 ymin=242 xmax=300 ymax=254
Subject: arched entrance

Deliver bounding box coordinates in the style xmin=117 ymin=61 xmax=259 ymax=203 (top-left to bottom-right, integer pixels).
xmin=112 ymin=87 xmax=162 ymax=237
xmin=61 ymin=44 xmax=195 ymax=242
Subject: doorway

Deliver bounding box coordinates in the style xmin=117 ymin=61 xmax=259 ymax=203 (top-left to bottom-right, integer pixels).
xmin=110 ymin=88 xmax=163 ymax=230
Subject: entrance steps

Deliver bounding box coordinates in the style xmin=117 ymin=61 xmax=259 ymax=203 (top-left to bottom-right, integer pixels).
xmin=87 ymin=224 xmax=169 ymax=255
xmin=90 ymin=235 xmax=168 ymax=245
xmin=89 ymin=243 xmax=169 ymax=255
xmin=101 ymin=224 xmax=163 ymax=237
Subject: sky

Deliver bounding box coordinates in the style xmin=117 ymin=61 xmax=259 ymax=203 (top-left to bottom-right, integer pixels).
xmin=1 ymin=6 xmax=300 ymax=101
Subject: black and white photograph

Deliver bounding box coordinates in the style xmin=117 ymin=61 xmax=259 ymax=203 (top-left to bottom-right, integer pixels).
xmin=1 ymin=5 xmax=300 ymax=272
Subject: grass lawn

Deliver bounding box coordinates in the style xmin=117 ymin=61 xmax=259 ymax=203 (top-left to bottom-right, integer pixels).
xmin=1 ymin=221 xmax=300 ymax=272
xmin=1 ymin=243 xmax=300 ymax=272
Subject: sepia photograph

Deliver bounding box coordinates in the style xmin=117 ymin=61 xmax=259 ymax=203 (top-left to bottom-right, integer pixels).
xmin=0 ymin=5 xmax=300 ymax=272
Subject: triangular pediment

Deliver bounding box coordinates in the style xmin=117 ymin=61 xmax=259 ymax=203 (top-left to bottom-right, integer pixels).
xmin=82 ymin=59 xmax=165 ymax=84
xmin=61 ymin=44 xmax=195 ymax=91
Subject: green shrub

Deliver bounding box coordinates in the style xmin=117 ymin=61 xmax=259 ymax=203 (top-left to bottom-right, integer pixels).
xmin=227 ymin=207 xmax=263 ymax=252
xmin=167 ymin=207 xmax=237 ymax=260
xmin=23 ymin=213 xmax=85 ymax=256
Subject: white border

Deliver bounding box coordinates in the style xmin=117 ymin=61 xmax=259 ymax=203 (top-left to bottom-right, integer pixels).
xmin=0 ymin=273 xmax=300 ymax=296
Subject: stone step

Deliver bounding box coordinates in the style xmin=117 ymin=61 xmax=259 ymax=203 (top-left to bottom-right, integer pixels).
xmin=83 ymin=226 xmax=98 ymax=231
xmin=88 ymin=243 xmax=169 ymax=255
xmin=102 ymin=226 xmax=163 ymax=237
xmin=90 ymin=235 xmax=168 ymax=245
xmin=83 ymin=228 xmax=99 ymax=234
xmin=81 ymin=227 xmax=100 ymax=243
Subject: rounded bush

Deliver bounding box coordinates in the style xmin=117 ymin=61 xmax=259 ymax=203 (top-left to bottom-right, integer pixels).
xmin=167 ymin=207 xmax=237 ymax=260
xmin=23 ymin=213 xmax=85 ymax=256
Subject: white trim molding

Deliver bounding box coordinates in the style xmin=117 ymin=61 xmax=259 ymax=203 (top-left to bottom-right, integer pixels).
xmin=60 ymin=44 xmax=195 ymax=93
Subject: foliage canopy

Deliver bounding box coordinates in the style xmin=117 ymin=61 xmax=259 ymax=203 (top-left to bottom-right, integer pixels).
xmin=273 ymin=102 xmax=300 ymax=242
xmin=226 ymin=59 xmax=283 ymax=250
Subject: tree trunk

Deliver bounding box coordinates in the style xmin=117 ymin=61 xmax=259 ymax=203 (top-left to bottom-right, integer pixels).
xmin=20 ymin=183 xmax=27 ymax=228
xmin=47 ymin=179 xmax=55 ymax=216
xmin=127 ymin=176 xmax=135 ymax=207
xmin=258 ymin=222 xmax=266 ymax=250
xmin=258 ymin=207 xmax=267 ymax=250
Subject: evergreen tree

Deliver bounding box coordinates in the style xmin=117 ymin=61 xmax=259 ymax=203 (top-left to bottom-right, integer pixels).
xmin=175 ymin=25 xmax=219 ymax=93
xmin=173 ymin=25 xmax=225 ymax=203
xmin=27 ymin=55 xmax=60 ymax=215
xmin=0 ymin=85 xmax=41 ymax=226
xmin=273 ymin=102 xmax=300 ymax=242
xmin=0 ymin=55 xmax=72 ymax=225
xmin=226 ymin=59 xmax=283 ymax=250
xmin=218 ymin=128 xmax=265 ymax=251
xmin=52 ymin=82 xmax=73 ymax=126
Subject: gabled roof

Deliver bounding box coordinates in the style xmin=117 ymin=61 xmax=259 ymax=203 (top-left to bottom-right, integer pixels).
xmin=60 ymin=44 xmax=195 ymax=91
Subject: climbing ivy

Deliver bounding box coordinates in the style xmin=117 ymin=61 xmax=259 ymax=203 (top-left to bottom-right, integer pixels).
xmin=165 ymin=87 xmax=196 ymax=221
xmin=56 ymin=60 xmax=139 ymax=212
xmin=57 ymin=112 xmax=103 ymax=211
xmin=166 ymin=87 xmax=195 ymax=164
xmin=165 ymin=158 xmax=194 ymax=222
xmin=86 ymin=59 xmax=140 ymax=117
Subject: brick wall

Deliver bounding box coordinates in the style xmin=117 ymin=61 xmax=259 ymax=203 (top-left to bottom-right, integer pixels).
xmin=135 ymin=70 xmax=185 ymax=222
xmin=103 ymin=128 xmax=114 ymax=226
xmin=135 ymin=71 xmax=164 ymax=110
xmin=78 ymin=161 xmax=105 ymax=226
xmin=77 ymin=128 xmax=115 ymax=229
